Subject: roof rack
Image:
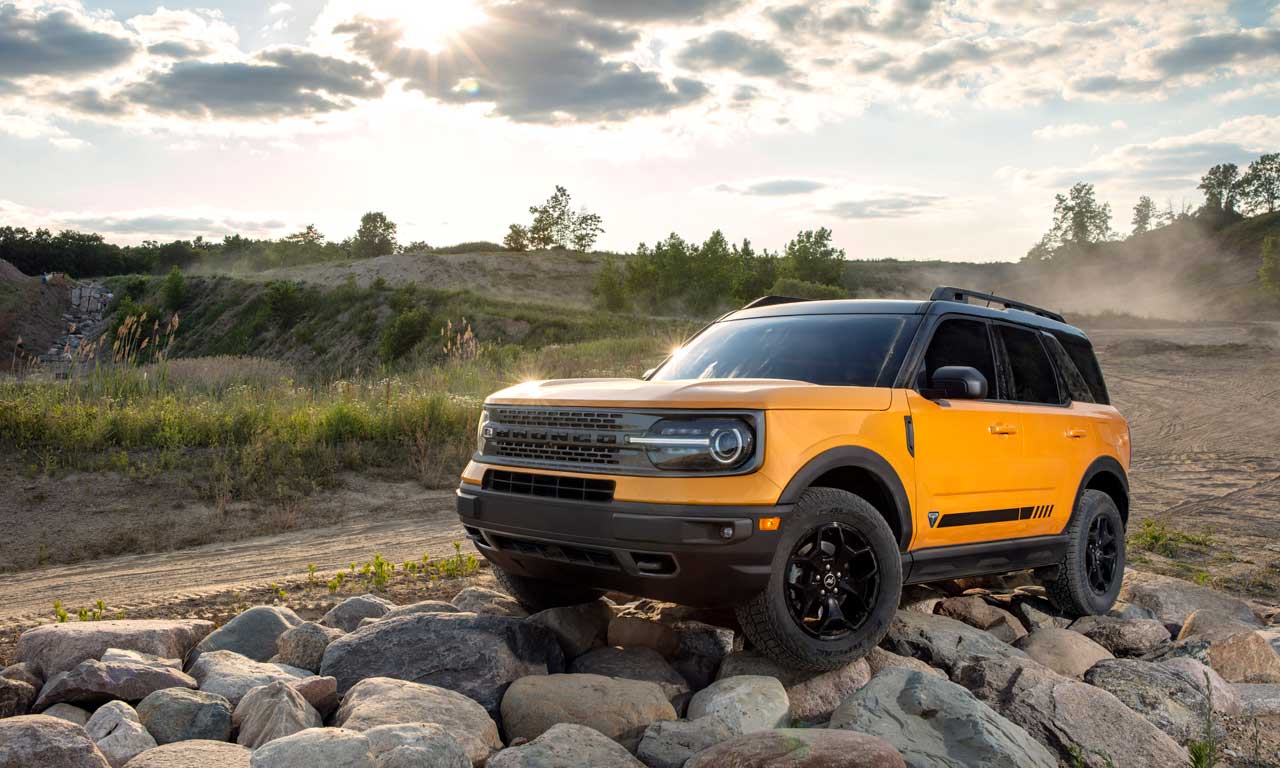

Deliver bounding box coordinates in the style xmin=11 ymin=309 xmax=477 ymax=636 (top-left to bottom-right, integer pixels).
xmin=929 ymin=286 xmax=1065 ymax=323
xmin=741 ymin=295 xmax=809 ymax=309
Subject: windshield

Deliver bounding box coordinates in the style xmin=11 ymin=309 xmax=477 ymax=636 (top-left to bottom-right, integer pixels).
xmin=652 ymin=313 xmax=921 ymax=387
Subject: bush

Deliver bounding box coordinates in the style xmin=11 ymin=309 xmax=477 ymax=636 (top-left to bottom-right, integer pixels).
xmin=379 ymin=309 xmax=433 ymax=362
xmin=769 ymin=277 xmax=846 ymax=300
xmin=265 ymin=281 xmax=306 ymax=329
xmin=162 ymin=267 xmax=187 ymax=312
xmin=593 ymin=257 xmax=628 ymax=311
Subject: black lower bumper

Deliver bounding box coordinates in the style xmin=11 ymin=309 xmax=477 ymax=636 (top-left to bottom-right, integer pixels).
xmin=456 ymin=485 xmax=790 ymax=607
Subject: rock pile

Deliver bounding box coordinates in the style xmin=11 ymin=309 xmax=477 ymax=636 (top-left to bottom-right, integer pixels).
xmin=1 ymin=572 xmax=1278 ymax=767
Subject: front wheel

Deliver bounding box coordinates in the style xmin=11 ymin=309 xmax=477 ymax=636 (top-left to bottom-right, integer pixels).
xmin=1043 ymin=489 xmax=1125 ymax=616
xmin=735 ymin=487 xmax=902 ymax=672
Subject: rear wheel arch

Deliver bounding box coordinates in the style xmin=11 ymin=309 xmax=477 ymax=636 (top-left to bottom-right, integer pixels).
xmin=1073 ymin=456 xmax=1130 ymax=528
xmin=778 ymin=446 xmax=913 ymax=552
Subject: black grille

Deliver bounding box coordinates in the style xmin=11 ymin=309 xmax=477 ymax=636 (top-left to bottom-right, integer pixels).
xmin=491 ymin=440 xmax=621 ymax=466
xmin=483 ymin=469 xmax=615 ymax=502
xmin=490 ymin=533 xmax=621 ymax=570
xmin=492 ymin=408 xmax=625 ymax=431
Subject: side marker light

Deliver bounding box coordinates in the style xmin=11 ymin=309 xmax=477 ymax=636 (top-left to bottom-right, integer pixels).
xmin=758 ymin=517 xmax=781 ymax=531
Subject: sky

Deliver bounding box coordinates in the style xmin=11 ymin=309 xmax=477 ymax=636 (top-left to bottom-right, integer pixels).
xmin=1 ymin=0 xmax=1278 ymax=262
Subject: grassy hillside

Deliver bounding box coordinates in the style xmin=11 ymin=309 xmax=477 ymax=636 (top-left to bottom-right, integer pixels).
xmin=0 ymin=260 xmax=70 ymax=372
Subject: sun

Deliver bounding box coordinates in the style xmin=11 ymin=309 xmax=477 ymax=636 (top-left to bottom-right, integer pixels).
xmin=397 ymin=0 xmax=486 ymax=54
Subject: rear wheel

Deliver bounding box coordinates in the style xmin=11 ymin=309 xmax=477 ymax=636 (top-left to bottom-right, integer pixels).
xmin=1044 ymin=489 xmax=1125 ymax=616
xmin=491 ymin=566 xmax=605 ymax=612
xmin=735 ymin=487 xmax=901 ymax=671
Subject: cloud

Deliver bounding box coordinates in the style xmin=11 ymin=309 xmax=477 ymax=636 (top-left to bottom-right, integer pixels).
xmin=1215 ymin=81 xmax=1280 ymax=103
xmin=1149 ymin=28 xmax=1280 ymax=76
xmin=269 ymin=3 xmax=293 ymax=14
xmin=0 ymin=4 xmax=136 ymax=80
xmin=718 ymin=178 xmax=826 ymax=195
xmin=0 ymin=110 xmax=87 ymax=149
xmin=1033 ymin=123 xmax=1102 ymax=140
xmin=65 ymin=212 xmax=288 ymax=235
xmin=676 ymin=31 xmax=793 ymax=80
xmin=334 ymin=5 xmax=709 ymax=123
xmin=544 ymin=0 xmax=745 ymax=21
xmin=823 ymin=193 xmax=946 ymax=219
xmin=765 ymin=0 xmax=937 ymax=39
xmin=147 ymin=41 xmax=214 ymax=59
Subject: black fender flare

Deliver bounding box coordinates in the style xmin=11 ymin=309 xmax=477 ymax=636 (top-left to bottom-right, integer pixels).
xmin=777 ymin=446 xmax=913 ymax=552
xmin=1067 ymin=456 xmax=1130 ymax=529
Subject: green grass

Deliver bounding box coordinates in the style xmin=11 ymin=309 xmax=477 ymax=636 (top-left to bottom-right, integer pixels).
xmin=1129 ymin=519 xmax=1215 ymax=558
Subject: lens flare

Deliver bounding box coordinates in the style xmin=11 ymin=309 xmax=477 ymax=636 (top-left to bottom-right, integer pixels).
xmin=397 ymin=0 xmax=485 ymax=54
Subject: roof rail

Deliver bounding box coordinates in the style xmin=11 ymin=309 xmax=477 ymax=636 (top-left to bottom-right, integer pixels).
xmin=742 ymin=295 xmax=809 ymax=309
xmin=929 ymin=286 xmax=1065 ymax=323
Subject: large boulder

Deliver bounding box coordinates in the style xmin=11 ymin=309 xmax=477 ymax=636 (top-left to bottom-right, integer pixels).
xmin=829 ymin=668 xmax=1055 ymax=768
xmin=1 ymin=662 xmax=44 ymax=689
xmin=233 ymin=681 xmax=322 ymax=749
xmin=99 ymin=651 xmax=180 ymax=671
xmin=187 ymin=651 xmax=309 ymax=707
xmin=332 ymin=677 xmax=501 ymax=766
xmin=1176 ymin=609 xmax=1259 ymax=642
xmin=527 ymin=601 xmax=613 ymax=659
xmin=363 ymin=724 xmax=469 ymax=768
xmin=451 ymin=587 xmax=528 ymax=618
xmin=0 ymin=714 xmax=110 ymax=768
xmin=320 ymin=595 xmax=396 ymax=633
xmin=123 ymin=740 xmax=251 ymax=767
xmin=1013 ymin=628 xmax=1112 ymax=679
xmin=379 ymin=600 xmax=460 ymax=621
xmin=192 ymin=608 xmax=302 ymax=664
xmin=955 ymin=655 xmax=1188 ymax=768
xmin=1068 ymin=615 xmax=1170 ymax=657
xmin=686 ymin=676 xmax=789 ymax=735
xmin=289 ymin=676 xmax=339 ymax=719
xmin=85 ymin=702 xmax=156 ymax=768
xmin=1013 ymin=598 xmax=1072 ymax=632
xmin=248 ymin=728 xmax=372 ymax=768
xmin=0 ymin=676 xmax=37 ymax=718
xmin=1160 ymin=657 xmax=1244 ymax=716
xmin=636 ymin=716 xmax=736 ymax=768
xmin=716 ymin=650 xmax=870 ymax=724
xmin=1119 ymin=571 xmax=1259 ymax=635
xmin=489 ymin=723 xmax=643 ymax=768
xmin=271 ymin=623 xmax=344 ymax=674
xmin=136 ymin=687 xmax=232 ymax=745
xmin=668 ymin=621 xmax=736 ymax=691
xmin=568 ymin=648 xmax=689 ymax=709
xmin=684 ymin=729 xmax=906 ymax=768
xmin=864 ymin=648 xmax=946 ymax=680
xmin=1200 ymin=631 xmax=1280 ymax=683
xmin=883 ymin=611 xmax=1027 ymax=676
xmin=16 ymin=621 xmax=213 ymax=679
xmin=44 ymin=703 xmax=92 ymax=725
xmin=500 ymin=674 xmax=676 ymax=750
xmin=935 ymin=596 xmax=1027 ymax=643
xmin=1083 ymin=659 xmax=1221 ymax=744
xmin=1234 ymin=683 xmax=1280 ymax=716
xmin=319 ymin=612 xmax=564 ymax=716
xmin=34 ymin=660 xmax=197 ymax=711
xmin=607 ymin=617 xmax=678 ymax=657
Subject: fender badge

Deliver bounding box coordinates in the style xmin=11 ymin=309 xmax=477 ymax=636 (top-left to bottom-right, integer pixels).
xmin=928 ymin=511 xmax=940 ymax=528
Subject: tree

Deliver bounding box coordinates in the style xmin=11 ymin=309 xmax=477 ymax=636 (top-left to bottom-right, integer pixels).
xmin=503 ymin=224 xmax=529 ymax=251
xmin=1241 ymin=153 xmax=1280 ymax=215
xmin=1199 ymin=163 xmax=1242 ymax=214
xmin=782 ymin=228 xmax=845 ymax=287
xmin=352 ymin=212 xmax=397 ymax=259
xmin=1131 ymin=196 xmax=1157 ymax=236
xmin=592 ymin=257 xmax=627 ymax=311
xmin=571 ymin=210 xmax=604 ymax=252
xmin=1024 ymin=182 xmax=1115 ymax=261
xmin=162 ymin=266 xmax=187 ymax=312
xmin=285 ymin=225 xmax=324 ymax=246
xmin=515 ymin=187 xmax=605 ymax=251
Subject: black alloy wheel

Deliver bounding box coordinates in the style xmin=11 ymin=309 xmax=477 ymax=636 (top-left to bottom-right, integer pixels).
xmin=784 ymin=522 xmax=881 ymax=640
xmin=1085 ymin=513 xmax=1119 ymax=594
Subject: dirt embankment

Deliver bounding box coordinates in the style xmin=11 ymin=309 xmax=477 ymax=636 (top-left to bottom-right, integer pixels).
xmin=0 ymin=259 xmax=70 ymax=371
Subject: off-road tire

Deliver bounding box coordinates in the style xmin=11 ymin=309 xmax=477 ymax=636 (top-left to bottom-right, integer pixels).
xmin=1044 ymin=489 xmax=1126 ymax=616
xmin=735 ymin=487 xmax=902 ymax=671
xmin=492 ymin=566 xmax=604 ymax=612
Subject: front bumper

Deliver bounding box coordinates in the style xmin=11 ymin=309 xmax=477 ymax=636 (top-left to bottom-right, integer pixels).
xmin=456 ymin=483 xmax=790 ymax=607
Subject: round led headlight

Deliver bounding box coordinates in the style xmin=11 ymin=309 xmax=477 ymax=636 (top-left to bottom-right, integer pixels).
xmin=709 ymin=426 xmax=748 ymax=465
xmin=633 ymin=417 xmax=756 ymax=472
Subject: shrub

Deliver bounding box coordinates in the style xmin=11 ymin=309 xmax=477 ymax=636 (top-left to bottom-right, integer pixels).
xmin=162 ymin=267 xmax=187 ymax=311
xmin=593 ymin=257 xmax=628 ymax=311
xmin=379 ymin=309 xmax=432 ymax=362
xmin=769 ymin=277 xmax=845 ymax=300
xmin=265 ymin=281 xmax=306 ymax=329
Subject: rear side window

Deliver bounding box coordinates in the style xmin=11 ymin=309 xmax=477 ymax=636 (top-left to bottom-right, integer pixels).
xmin=1041 ymin=333 xmax=1096 ymax=404
xmin=1053 ymin=332 xmax=1110 ymax=405
xmin=922 ymin=318 xmax=996 ymax=392
xmin=994 ymin=325 xmax=1062 ymax=404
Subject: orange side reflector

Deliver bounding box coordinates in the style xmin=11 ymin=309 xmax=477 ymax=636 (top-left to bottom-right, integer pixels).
xmin=758 ymin=517 xmax=781 ymax=531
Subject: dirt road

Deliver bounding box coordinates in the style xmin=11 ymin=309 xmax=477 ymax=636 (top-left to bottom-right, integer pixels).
xmin=0 ymin=491 xmax=463 ymax=624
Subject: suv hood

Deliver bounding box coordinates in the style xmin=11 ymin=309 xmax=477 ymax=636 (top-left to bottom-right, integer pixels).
xmin=485 ymin=377 xmax=893 ymax=411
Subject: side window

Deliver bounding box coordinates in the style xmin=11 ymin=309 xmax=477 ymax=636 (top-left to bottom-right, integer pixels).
xmin=922 ymin=318 xmax=996 ymax=394
xmin=1041 ymin=332 xmax=1096 ymax=403
xmin=994 ymin=325 xmax=1062 ymax=404
xmin=1053 ymin=332 xmax=1110 ymax=405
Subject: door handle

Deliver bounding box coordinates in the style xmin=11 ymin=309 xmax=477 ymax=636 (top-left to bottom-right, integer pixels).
xmin=988 ymin=424 xmax=1018 ymax=436
xmin=1066 ymin=429 xmax=1088 ymax=439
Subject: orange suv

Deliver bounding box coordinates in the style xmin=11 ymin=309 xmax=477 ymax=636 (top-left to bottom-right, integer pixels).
xmin=456 ymin=287 xmax=1130 ymax=670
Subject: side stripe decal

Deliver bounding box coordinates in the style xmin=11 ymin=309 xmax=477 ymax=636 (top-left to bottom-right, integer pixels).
xmin=938 ymin=504 xmax=1054 ymax=528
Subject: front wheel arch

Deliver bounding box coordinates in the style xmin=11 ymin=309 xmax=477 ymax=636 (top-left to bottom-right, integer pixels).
xmin=777 ymin=446 xmax=913 ymax=552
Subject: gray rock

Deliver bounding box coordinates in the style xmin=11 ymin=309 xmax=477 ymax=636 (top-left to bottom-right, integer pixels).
xmin=1120 ymin=570 xmax=1259 ymax=635
xmin=883 ymin=610 xmax=1027 ymax=676
xmin=272 ymin=623 xmax=344 ymax=674
xmin=136 ymin=687 xmax=233 ymax=745
xmin=636 ymin=716 xmax=736 ymax=768
xmin=451 ymin=587 xmax=528 ymax=618
xmin=683 ymin=728 xmax=907 ymax=768
xmin=488 ymin=723 xmax=643 ymax=768
xmin=1160 ymin=657 xmax=1244 ymax=717
xmin=379 ymin=600 xmax=459 ymax=621
xmin=1069 ymin=615 xmax=1170 ymax=657
xmin=319 ymin=612 xmax=564 ymax=716
xmin=86 ymin=702 xmax=156 ymax=768
xmin=864 ymin=647 xmax=946 ymax=679
xmin=1109 ymin=600 xmax=1158 ymax=622
xmin=501 ymin=674 xmax=676 ymax=750
xmin=364 ymin=724 xmax=469 ymax=768
xmin=568 ymin=647 xmax=689 ymax=709
xmin=0 ymin=714 xmax=110 ymax=768
xmin=936 ymin=595 xmax=1028 ymax=643
xmin=1014 ymin=628 xmax=1112 ymax=679
xmin=669 ymin=621 xmax=736 ymax=691
xmin=233 ymin=682 xmax=322 ymax=749
xmin=829 ymin=668 xmax=1055 ymax=768
xmin=187 ymin=651 xmax=309 ymax=706
xmin=43 ymin=702 xmax=92 ymax=725
xmin=527 ymin=601 xmax=612 ymax=659
xmin=606 ymin=617 xmax=678 ymax=657
xmin=686 ymin=675 xmax=789 ymax=735
xmin=1176 ymin=609 xmax=1261 ymax=642
xmin=289 ymin=676 xmax=338 ymax=719
xmin=122 ymin=740 xmax=251 ymax=767
xmin=1014 ymin=598 xmax=1072 ymax=632
xmin=34 ymin=660 xmax=197 ymax=710
xmin=716 ymin=650 xmax=869 ymax=724
xmin=16 ymin=620 xmax=213 ymax=679
xmin=0 ymin=675 xmax=37 ymax=718
xmin=955 ymin=655 xmax=1188 ymax=768
xmin=248 ymin=728 xmax=372 ymax=768
xmin=333 ymin=677 xmax=501 ymax=766
xmin=99 ymin=651 xmax=180 ymax=671
xmin=321 ymin=595 xmax=396 ymax=633
xmin=1158 ymin=630 xmax=1280 ymax=684
xmin=192 ymin=608 xmax=303 ymax=665
xmin=1234 ymin=683 xmax=1280 ymax=716
xmin=1 ymin=661 xmax=43 ymax=689
xmin=1084 ymin=659 xmax=1221 ymax=744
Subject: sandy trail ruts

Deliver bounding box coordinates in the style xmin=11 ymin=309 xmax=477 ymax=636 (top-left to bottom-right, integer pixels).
xmin=0 ymin=491 xmax=463 ymax=623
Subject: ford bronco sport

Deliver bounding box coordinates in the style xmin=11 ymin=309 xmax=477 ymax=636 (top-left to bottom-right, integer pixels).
xmin=456 ymin=287 xmax=1130 ymax=670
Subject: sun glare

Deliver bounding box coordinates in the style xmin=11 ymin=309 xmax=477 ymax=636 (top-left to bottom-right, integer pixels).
xmin=397 ymin=0 xmax=486 ymax=54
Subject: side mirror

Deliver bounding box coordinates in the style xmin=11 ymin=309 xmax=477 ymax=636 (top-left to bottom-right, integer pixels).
xmin=927 ymin=366 xmax=988 ymax=400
